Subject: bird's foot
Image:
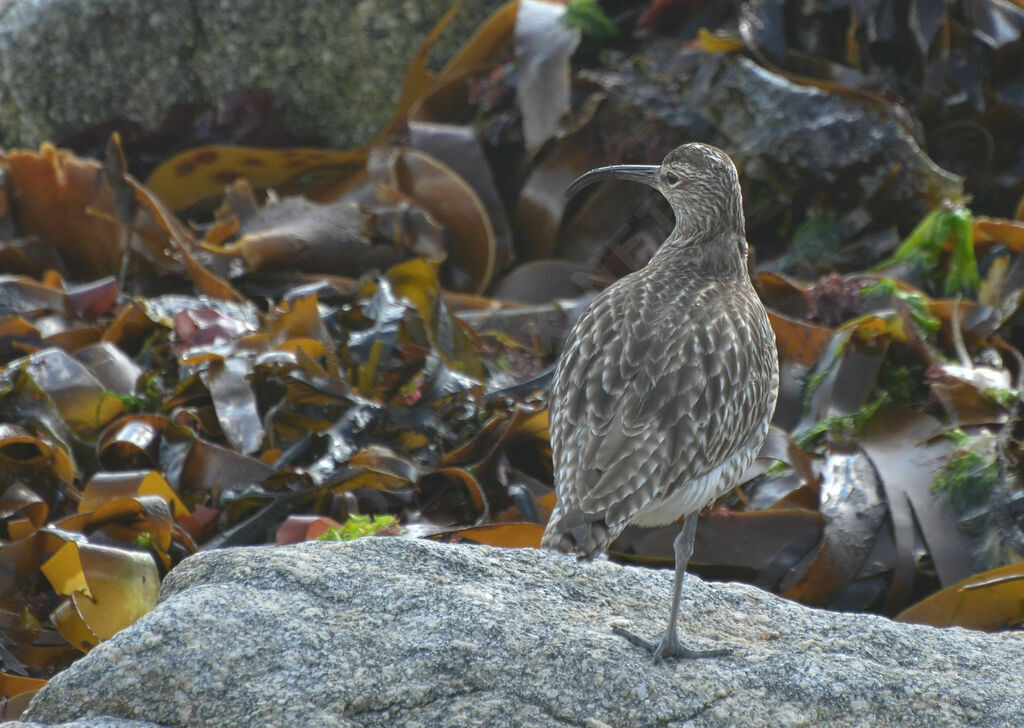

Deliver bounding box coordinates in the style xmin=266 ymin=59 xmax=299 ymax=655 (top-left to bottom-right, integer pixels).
xmin=612 ymin=625 xmax=729 ymax=664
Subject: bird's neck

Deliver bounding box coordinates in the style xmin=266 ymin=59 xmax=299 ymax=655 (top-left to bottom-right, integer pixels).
xmin=649 ymin=227 xmax=749 ymax=282
xmin=674 ymin=193 xmax=745 ymax=240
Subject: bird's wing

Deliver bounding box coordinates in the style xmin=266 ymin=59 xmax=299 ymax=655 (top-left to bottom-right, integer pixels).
xmin=550 ymin=276 xmax=773 ymax=526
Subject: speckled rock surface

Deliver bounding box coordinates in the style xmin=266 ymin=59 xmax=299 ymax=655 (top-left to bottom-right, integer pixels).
xmin=12 ymin=721 xmax=157 ymax=728
xmin=0 ymin=0 xmax=504 ymax=150
xmin=12 ymin=537 xmax=1024 ymax=727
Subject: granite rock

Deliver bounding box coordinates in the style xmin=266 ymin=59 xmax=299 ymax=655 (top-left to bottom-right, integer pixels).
xmin=11 ymin=537 xmax=1024 ymax=727
xmin=0 ymin=0 xmax=504 ymax=150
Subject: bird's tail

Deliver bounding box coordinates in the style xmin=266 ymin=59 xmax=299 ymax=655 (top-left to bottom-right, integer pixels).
xmin=541 ymin=507 xmax=614 ymax=561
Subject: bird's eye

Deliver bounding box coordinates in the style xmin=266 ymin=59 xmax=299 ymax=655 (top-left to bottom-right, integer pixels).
xmin=665 ymin=172 xmax=680 ymax=186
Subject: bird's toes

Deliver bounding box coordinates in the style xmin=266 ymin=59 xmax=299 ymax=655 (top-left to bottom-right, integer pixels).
xmin=613 ymin=625 xmax=729 ymax=663
xmin=655 ymin=636 xmax=730 ymax=663
xmin=611 ymin=625 xmax=659 ymax=652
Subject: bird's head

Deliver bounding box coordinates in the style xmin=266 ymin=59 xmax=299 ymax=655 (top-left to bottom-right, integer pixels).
xmin=565 ymin=142 xmax=746 ymax=252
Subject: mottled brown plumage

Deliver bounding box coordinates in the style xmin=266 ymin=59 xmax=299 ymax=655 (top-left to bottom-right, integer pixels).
xmin=541 ymin=143 xmax=779 ymax=662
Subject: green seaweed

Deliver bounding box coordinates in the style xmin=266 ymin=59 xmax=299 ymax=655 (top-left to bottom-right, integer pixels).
xmin=565 ymin=0 xmax=618 ymax=40
xmin=317 ymin=514 xmax=397 ymax=542
xmin=873 ymin=207 xmax=979 ymax=297
xmin=795 ymin=394 xmax=888 ymax=449
xmin=859 ymin=278 xmax=941 ymax=339
xmin=932 ymin=448 xmax=998 ymax=513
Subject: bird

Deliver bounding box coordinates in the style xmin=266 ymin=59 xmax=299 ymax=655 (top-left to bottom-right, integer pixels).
xmin=541 ymin=142 xmax=779 ymax=663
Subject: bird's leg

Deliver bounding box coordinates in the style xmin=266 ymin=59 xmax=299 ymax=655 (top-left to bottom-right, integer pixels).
xmin=613 ymin=513 xmax=729 ymax=663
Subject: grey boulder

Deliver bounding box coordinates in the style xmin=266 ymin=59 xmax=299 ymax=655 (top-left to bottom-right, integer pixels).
xmin=0 ymin=0 xmax=504 ymax=150
xmin=11 ymin=537 xmax=1024 ymax=727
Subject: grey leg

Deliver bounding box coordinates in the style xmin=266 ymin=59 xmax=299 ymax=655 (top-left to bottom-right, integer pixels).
xmin=613 ymin=513 xmax=729 ymax=663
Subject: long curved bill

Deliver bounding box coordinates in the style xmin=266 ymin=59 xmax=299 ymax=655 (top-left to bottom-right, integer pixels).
xmin=564 ymin=164 xmax=660 ymax=199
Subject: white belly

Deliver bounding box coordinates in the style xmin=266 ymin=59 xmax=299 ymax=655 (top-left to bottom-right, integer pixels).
xmin=628 ymin=438 xmax=761 ymax=527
